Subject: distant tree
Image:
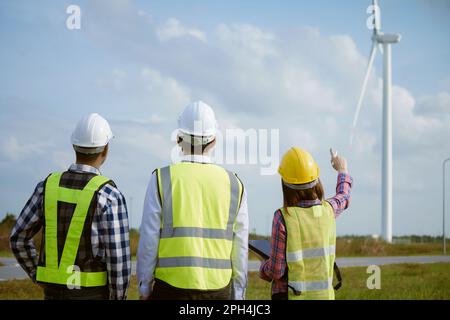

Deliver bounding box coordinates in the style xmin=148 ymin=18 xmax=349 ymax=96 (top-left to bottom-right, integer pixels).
xmin=0 ymin=213 xmax=16 ymax=229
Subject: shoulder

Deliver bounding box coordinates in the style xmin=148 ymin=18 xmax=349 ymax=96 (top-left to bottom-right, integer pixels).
xmin=273 ymin=209 xmax=285 ymax=223
xmin=322 ymin=200 xmax=334 ymax=211
xmin=272 ymin=209 xmax=286 ymax=232
xmin=97 ymin=180 xmax=126 ymax=204
xmin=233 ymin=172 xmax=244 ymax=187
xmin=38 ymin=172 xmax=58 ymax=190
xmin=149 ymin=168 xmax=165 ymax=186
xmin=219 ymin=166 xmax=245 ymax=188
xmin=152 ymin=166 xmax=170 ymax=179
xmin=35 ymin=179 xmax=46 ymax=193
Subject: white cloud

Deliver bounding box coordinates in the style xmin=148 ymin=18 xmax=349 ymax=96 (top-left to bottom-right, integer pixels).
xmin=116 ymin=129 xmax=172 ymax=161
xmin=156 ymin=18 xmax=207 ymax=43
xmin=2 ymin=5 xmax=450 ymax=236
xmin=0 ymin=136 xmax=45 ymax=161
xmin=392 ymin=86 xmax=445 ymax=153
xmin=415 ymin=92 xmax=450 ymax=116
xmin=140 ymin=67 xmax=192 ymax=116
xmin=216 ymin=24 xmax=276 ymax=58
xmin=51 ymin=150 xmax=73 ymax=170
xmin=137 ymin=9 xmax=152 ymax=21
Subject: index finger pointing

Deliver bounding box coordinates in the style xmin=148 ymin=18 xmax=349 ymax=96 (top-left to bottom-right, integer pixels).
xmin=330 ymin=148 xmax=338 ymax=158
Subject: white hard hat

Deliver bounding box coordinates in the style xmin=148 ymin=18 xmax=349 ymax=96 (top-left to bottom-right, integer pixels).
xmin=71 ymin=113 xmax=114 ymax=154
xmin=178 ymin=101 xmax=217 ymax=138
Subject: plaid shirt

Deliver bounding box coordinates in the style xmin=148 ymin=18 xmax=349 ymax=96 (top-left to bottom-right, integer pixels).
xmin=9 ymin=164 xmax=131 ymax=300
xmin=259 ymin=173 xmax=353 ymax=296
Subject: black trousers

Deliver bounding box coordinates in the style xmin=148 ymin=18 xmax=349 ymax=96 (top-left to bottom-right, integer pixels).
xmin=43 ymin=285 xmax=109 ymax=300
xmin=150 ymin=279 xmax=231 ymax=300
xmin=272 ymin=292 xmax=288 ymax=300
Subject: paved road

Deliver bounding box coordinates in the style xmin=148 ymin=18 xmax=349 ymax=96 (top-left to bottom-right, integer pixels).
xmin=1 ymin=255 xmax=449 ymax=281
xmin=0 ymin=257 xmax=27 ymax=281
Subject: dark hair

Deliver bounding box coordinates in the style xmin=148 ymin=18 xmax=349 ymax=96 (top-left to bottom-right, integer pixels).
xmin=282 ymin=178 xmax=324 ymax=213
xmin=74 ymin=146 xmax=105 ymax=163
xmin=177 ymin=136 xmax=215 ymax=155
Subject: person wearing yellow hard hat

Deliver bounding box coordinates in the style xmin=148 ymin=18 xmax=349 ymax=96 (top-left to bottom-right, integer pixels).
xmin=259 ymin=147 xmax=353 ymax=300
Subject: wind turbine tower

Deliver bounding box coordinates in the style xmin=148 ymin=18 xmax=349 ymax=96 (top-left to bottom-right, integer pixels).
xmin=352 ymin=0 xmax=401 ymax=242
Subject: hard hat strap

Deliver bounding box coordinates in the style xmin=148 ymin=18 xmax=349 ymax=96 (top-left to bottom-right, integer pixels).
xmin=283 ymin=179 xmax=318 ymax=190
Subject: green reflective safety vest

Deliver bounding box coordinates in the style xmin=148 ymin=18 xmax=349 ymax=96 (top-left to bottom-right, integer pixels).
xmin=36 ymin=172 xmax=109 ymax=287
xmin=155 ymin=162 xmax=243 ymax=290
xmin=281 ymin=201 xmax=336 ymax=300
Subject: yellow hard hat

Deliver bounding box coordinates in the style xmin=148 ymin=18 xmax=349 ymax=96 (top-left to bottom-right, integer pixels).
xmin=278 ymin=147 xmax=320 ymax=185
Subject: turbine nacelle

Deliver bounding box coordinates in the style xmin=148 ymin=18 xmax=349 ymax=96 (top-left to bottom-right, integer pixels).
xmin=374 ymin=32 xmax=402 ymax=44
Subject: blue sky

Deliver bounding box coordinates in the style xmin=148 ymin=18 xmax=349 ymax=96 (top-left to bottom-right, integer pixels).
xmin=1 ymin=0 xmax=450 ymax=236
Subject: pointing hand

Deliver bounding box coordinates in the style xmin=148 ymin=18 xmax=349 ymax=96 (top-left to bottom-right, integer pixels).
xmin=330 ymin=148 xmax=348 ymax=174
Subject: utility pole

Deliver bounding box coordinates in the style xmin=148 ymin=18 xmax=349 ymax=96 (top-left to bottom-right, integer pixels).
xmin=129 ymin=196 xmax=133 ymax=230
xmin=443 ymin=158 xmax=450 ymax=255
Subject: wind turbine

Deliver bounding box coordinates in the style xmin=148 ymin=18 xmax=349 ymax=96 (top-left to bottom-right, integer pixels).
xmin=351 ymin=0 xmax=401 ymax=243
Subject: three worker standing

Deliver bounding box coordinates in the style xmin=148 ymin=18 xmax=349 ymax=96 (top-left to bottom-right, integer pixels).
xmin=9 ymin=105 xmax=352 ymax=301
xmin=9 ymin=113 xmax=131 ymax=300
xmin=137 ymin=101 xmax=249 ymax=300
xmin=259 ymin=147 xmax=352 ymax=300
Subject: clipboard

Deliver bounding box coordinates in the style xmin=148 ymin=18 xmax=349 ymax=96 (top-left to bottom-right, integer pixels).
xmin=249 ymin=240 xmax=271 ymax=260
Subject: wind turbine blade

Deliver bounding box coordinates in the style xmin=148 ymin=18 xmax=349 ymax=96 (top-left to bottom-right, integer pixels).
xmin=373 ymin=0 xmax=381 ymax=33
xmin=378 ymin=43 xmax=384 ymax=55
xmin=350 ymin=42 xmax=378 ymax=146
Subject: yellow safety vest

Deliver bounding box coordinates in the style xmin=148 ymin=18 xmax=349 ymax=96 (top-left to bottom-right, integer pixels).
xmin=36 ymin=172 xmax=109 ymax=287
xmin=155 ymin=162 xmax=243 ymax=290
xmin=281 ymin=201 xmax=336 ymax=300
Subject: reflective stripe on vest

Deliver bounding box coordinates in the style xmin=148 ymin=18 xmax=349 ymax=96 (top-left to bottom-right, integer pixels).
xmin=36 ymin=172 xmax=109 ymax=287
xmin=157 ymin=257 xmax=232 ymax=269
xmin=286 ymin=245 xmax=336 ymax=262
xmin=155 ymin=162 xmax=242 ymax=290
xmin=289 ymin=277 xmax=333 ymax=293
xmin=281 ymin=202 xmax=336 ymax=300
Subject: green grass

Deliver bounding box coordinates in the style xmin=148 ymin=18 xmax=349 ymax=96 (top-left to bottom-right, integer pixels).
xmin=247 ymin=238 xmax=445 ymax=261
xmin=0 ymin=251 xmax=13 ymax=258
xmin=248 ymin=263 xmax=450 ymax=300
xmin=334 ymin=263 xmax=450 ymax=300
xmin=1 ymin=263 xmax=449 ymax=300
xmin=335 ymin=237 xmax=445 ymax=257
xmin=0 ymin=279 xmax=44 ymax=300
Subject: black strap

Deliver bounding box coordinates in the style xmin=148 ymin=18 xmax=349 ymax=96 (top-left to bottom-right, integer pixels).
xmin=288 ymin=285 xmax=301 ymax=296
xmin=333 ymin=262 xmax=342 ymax=290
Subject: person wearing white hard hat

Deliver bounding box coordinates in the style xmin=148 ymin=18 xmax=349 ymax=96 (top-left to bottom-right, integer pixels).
xmin=137 ymin=101 xmax=249 ymax=300
xmin=10 ymin=113 xmax=131 ymax=300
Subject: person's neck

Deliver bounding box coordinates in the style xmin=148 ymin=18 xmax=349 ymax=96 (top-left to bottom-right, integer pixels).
xmin=75 ymin=160 xmax=102 ymax=170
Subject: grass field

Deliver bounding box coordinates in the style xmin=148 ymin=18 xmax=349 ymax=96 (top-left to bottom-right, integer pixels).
xmin=335 ymin=237 xmax=445 ymax=257
xmin=1 ymin=215 xmax=447 ymax=259
xmin=1 ymin=263 xmax=449 ymax=300
xmin=0 ymin=251 xmax=13 ymax=258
